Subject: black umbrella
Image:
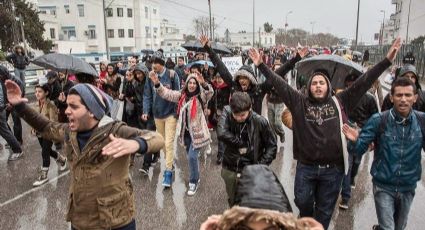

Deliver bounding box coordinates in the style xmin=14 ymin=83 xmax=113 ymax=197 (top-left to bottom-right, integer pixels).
xmin=295 ymin=54 xmax=364 ymax=90
xmin=140 ymin=49 xmax=154 ymax=55
xmin=32 ymin=53 xmax=98 ymax=77
xmin=182 ymin=40 xmax=232 ymax=54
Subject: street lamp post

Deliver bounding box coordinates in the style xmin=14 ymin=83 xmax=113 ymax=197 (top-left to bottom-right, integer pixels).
xmin=284 ymin=11 xmax=293 ymax=45
xmin=354 ymin=0 xmax=360 ymax=50
xmin=380 ymin=10 xmax=386 ymax=45
xmin=406 ymin=0 xmax=412 ymax=43
xmin=310 ymin=21 xmax=316 ymax=46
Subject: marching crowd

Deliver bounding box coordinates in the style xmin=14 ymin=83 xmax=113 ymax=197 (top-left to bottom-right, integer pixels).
xmin=0 ymin=35 xmax=424 ymax=230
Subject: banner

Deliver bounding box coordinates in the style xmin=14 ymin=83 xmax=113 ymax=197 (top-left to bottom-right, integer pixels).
xmin=222 ymin=56 xmax=243 ymax=76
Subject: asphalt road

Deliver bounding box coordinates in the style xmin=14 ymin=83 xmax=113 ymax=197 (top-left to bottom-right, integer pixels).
xmin=1 ymin=76 xmax=425 ymax=230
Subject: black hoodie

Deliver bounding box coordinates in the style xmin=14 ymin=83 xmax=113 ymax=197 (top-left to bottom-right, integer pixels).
xmin=258 ymin=58 xmax=392 ymax=165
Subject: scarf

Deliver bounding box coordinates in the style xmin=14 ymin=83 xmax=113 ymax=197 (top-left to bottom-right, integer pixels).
xmin=177 ymin=92 xmax=198 ymax=121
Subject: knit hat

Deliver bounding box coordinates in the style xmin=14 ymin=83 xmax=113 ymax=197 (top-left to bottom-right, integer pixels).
xmin=45 ymin=71 xmax=58 ymax=80
xmin=152 ymin=50 xmax=165 ymax=66
xmin=399 ymin=64 xmax=417 ymax=78
xmin=70 ymin=84 xmax=112 ymax=120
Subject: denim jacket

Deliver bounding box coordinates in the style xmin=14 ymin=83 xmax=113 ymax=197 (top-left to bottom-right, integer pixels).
xmin=143 ymin=68 xmax=180 ymax=119
xmin=350 ymin=108 xmax=424 ymax=192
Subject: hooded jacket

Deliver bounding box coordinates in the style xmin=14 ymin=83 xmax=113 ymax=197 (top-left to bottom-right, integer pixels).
xmin=204 ymin=45 xmax=275 ymax=114
xmin=234 ymin=165 xmax=292 ymax=212
xmin=381 ymin=65 xmax=425 ymax=112
xmin=0 ymin=65 xmax=25 ymax=109
xmin=155 ymin=75 xmax=213 ymax=149
xmin=258 ymin=58 xmax=392 ymax=166
xmin=14 ymin=102 xmax=164 ymax=230
xmin=133 ymin=64 xmax=149 ymax=117
xmin=6 ymin=45 xmax=29 ymax=70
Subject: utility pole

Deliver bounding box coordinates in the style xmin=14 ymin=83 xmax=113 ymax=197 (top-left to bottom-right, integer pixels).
xmin=102 ymin=0 xmax=110 ymax=61
xmin=212 ymin=17 xmax=215 ymax=41
xmin=406 ymin=0 xmax=412 ymax=43
xmin=380 ymin=10 xmax=385 ymax=45
xmin=149 ymin=6 xmax=153 ymax=50
xmin=285 ymin=11 xmax=293 ymax=45
xmin=258 ymin=27 xmax=261 ymax=48
xmin=252 ymin=0 xmax=255 ymax=47
xmin=18 ymin=14 xmax=27 ymax=52
xmin=208 ymin=0 xmax=213 ymax=40
xmin=354 ymin=0 xmax=360 ymax=50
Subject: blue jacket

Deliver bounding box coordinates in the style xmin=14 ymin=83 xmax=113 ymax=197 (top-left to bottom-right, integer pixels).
xmin=350 ymin=108 xmax=424 ymax=192
xmin=143 ymin=68 xmax=180 ymax=119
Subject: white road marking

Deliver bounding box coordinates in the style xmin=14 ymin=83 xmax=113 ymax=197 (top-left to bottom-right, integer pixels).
xmin=0 ymin=171 xmax=69 ymax=208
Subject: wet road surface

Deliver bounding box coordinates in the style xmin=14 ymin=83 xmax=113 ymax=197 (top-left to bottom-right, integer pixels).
xmin=1 ymin=82 xmax=425 ymax=230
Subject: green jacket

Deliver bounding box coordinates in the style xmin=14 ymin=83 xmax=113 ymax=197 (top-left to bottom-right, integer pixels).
xmin=16 ymin=103 xmax=164 ymax=230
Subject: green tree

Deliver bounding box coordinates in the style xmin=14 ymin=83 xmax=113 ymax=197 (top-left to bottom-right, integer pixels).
xmin=411 ymin=36 xmax=425 ymax=44
xmin=263 ymin=22 xmax=273 ymax=33
xmin=0 ymin=0 xmax=52 ymax=53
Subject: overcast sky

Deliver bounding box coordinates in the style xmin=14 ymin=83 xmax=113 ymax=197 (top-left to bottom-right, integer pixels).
xmin=161 ymin=0 xmax=395 ymax=44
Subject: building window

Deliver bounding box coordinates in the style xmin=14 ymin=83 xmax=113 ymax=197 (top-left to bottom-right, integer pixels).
xmin=89 ymin=27 xmax=96 ymax=39
xmin=77 ymin=4 xmax=84 ymax=17
xmin=145 ymin=26 xmax=150 ymax=38
xmin=50 ymin=28 xmax=55 ymax=39
xmin=117 ymin=8 xmax=123 ymax=17
xmin=128 ymin=29 xmax=134 ymax=38
xmin=64 ymin=5 xmax=69 ymax=14
xmin=118 ymin=29 xmax=125 ymax=38
xmin=107 ymin=29 xmax=114 ymax=38
xmin=51 ymin=9 xmax=56 ymax=15
xmin=145 ymin=6 xmax=148 ymax=19
xmin=269 ymin=38 xmax=272 ymax=44
xmin=127 ymin=8 xmax=132 ymax=17
xmin=106 ymin=8 xmax=113 ymax=17
xmin=153 ymin=8 xmax=157 ymax=14
xmin=153 ymin=27 xmax=158 ymax=33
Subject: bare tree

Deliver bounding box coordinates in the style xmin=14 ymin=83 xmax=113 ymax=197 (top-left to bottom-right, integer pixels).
xmin=193 ymin=16 xmax=218 ymax=38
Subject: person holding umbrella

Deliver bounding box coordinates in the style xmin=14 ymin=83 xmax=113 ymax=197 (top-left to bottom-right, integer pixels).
xmin=248 ymin=38 xmax=401 ymax=229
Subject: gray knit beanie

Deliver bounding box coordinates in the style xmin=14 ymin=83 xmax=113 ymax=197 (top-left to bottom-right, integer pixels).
xmin=70 ymin=84 xmax=112 ymax=120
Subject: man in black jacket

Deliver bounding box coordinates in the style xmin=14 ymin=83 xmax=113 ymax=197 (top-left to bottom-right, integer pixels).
xmin=217 ymin=91 xmax=277 ymax=206
xmin=248 ymin=38 xmax=401 ymax=229
xmin=338 ymin=74 xmax=378 ymax=210
xmin=6 ymin=45 xmax=29 ymax=85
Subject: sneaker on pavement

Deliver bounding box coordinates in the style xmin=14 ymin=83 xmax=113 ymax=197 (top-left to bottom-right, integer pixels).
xmin=187 ymin=182 xmax=199 ymax=196
xmin=339 ymin=200 xmax=349 ymax=210
xmin=8 ymin=151 xmax=23 ymax=161
xmin=351 ymin=181 xmax=356 ymax=189
xmin=33 ymin=167 xmax=49 ymax=187
xmin=216 ymin=155 xmax=223 ymax=165
xmin=372 ymin=225 xmax=380 ymax=230
xmin=162 ymin=170 xmax=173 ymax=188
xmin=56 ymin=153 xmax=67 ymax=171
xmin=151 ymin=156 xmax=159 ymax=166
xmin=139 ymin=166 xmax=149 ymax=175
xmin=205 ymin=145 xmax=212 ymax=155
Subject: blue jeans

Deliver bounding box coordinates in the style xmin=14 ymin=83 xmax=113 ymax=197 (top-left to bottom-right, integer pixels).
xmin=294 ymin=162 xmax=344 ymax=230
xmin=341 ymin=154 xmax=354 ymax=202
xmin=184 ymin=133 xmax=200 ymax=184
xmin=14 ymin=68 xmax=26 ymax=86
xmin=373 ymin=184 xmax=415 ymax=230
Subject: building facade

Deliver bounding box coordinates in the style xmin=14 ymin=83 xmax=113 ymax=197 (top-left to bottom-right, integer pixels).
xmin=228 ymin=32 xmax=276 ymax=48
xmin=160 ymin=19 xmax=185 ymax=48
xmin=37 ymin=0 xmax=162 ymax=54
xmin=390 ymin=0 xmax=425 ymax=44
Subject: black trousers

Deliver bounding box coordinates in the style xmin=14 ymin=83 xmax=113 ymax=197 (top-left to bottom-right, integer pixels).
xmin=37 ymin=137 xmax=58 ymax=168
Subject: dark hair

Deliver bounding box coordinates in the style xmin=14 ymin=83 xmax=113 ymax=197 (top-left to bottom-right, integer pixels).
xmin=190 ymin=64 xmax=202 ymax=73
xmin=178 ymin=56 xmax=184 ymax=61
xmin=76 ymin=72 xmax=96 ymax=85
xmin=107 ymin=63 xmax=118 ymax=75
xmin=230 ymin=92 xmax=252 ymax=113
xmin=391 ymin=77 xmax=416 ymax=95
xmin=35 ymin=84 xmax=50 ymax=94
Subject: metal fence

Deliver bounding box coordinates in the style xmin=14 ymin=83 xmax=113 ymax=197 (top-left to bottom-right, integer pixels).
xmin=355 ymin=44 xmax=425 ymax=80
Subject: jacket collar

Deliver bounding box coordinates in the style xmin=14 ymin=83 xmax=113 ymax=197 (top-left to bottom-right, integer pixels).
xmin=390 ymin=108 xmax=413 ymax=125
xmin=98 ymin=115 xmax=114 ymax=127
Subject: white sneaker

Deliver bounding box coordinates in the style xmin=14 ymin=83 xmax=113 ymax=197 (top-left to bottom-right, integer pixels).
xmin=205 ymin=145 xmax=212 ymax=156
xmin=33 ymin=167 xmax=49 ymax=187
xmin=187 ymin=180 xmax=200 ymax=196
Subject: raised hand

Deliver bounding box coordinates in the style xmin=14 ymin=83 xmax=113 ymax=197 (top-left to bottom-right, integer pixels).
xmin=195 ymin=72 xmax=205 ymax=85
xmin=386 ymin=37 xmax=401 ymax=62
xmin=199 ymin=34 xmax=210 ymax=47
xmin=342 ymin=124 xmax=359 ymax=142
xmin=298 ymin=47 xmax=309 ymax=58
xmin=5 ymin=80 xmax=28 ymax=105
xmin=149 ymin=71 xmax=160 ymax=85
xmin=248 ymin=48 xmax=263 ymax=66
xmin=102 ymin=134 xmax=140 ymax=158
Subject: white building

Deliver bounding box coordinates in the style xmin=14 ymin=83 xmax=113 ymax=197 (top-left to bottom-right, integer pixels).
xmin=390 ymin=0 xmax=425 ymax=43
xmin=160 ymin=19 xmax=185 ymax=48
xmin=37 ymin=0 xmax=162 ymax=55
xmin=381 ymin=19 xmax=396 ymax=45
xmin=229 ymin=32 xmax=276 ymax=48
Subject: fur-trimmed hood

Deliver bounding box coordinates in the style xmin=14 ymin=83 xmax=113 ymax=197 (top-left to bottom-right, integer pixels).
xmin=234 ymin=65 xmax=257 ymax=86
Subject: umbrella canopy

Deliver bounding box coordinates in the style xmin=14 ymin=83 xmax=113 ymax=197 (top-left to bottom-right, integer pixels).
xmin=186 ymin=60 xmax=214 ymax=68
xmin=295 ymin=54 xmax=364 ymax=90
xmin=140 ymin=49 xmax=154 ymax=55
xmin=182 ymin=40 xmax=232 ymax=54
xmin=32 ymin=53 xmax=98 ymax=77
